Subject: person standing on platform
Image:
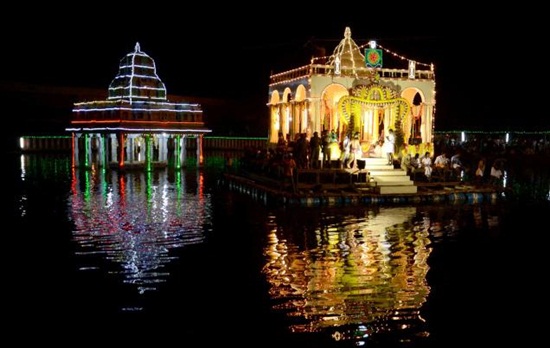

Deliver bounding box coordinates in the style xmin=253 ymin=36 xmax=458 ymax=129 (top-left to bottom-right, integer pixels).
xmin=282 ymin=153 xmax=297 ymax=193
xmin=330 ymin=129 xmax=338 ymax=143
xmin=348 ymin=132 xmax=361 ymax=169
xmin=276 ymin=132 xmax=287 ymax=159
xmin=322 ymin=130 xmax=332 ymax=168
xmin=309 ymin=131 xmax=322 ymax=169
xmin=294 ymin=132 xmax=309 ymax=169
xmin=340 ymin=133 xmax=351 ymax=168
xmin=384 ymin=129 xmax=395 ymax=165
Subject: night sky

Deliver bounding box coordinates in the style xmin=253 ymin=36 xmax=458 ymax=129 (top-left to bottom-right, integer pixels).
xmin=2 ymin=5 xmax=547 ymax=133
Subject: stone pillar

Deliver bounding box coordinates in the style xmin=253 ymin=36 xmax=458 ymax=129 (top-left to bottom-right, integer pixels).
xmin=110 ymin=134 xmax=117 ymax=166
xmin=145 ymin=134 xmax=153 ymax=172
xmin=126 ymin=134 xmax=133 ymax=165
xmin=118 ymin=133 xmax=126 ymax=168
xmin=72 ymin=133 xmax=80 ymax=167
xmin=157 ymin=134 xmax=165 ymax=162
xmin=179 ymin=135 xmax=187 ymax=168
xmin=97 ymin=134 xmax=105 ymax=168
xmin=196 ymin=134 xmax=203 ymax=168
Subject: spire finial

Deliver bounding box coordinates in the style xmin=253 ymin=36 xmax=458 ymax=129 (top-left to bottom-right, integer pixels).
xmin=135 ymin=42 xmax=141 ymax=52
xmin=344 ymin=27 xmax=351 ymax=39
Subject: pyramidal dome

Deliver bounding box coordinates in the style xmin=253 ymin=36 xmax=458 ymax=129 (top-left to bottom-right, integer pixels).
xmin=327 ymin=27 xmax=365 ymax=74
xmin=108 ymin=42 xmax=167 ymax=102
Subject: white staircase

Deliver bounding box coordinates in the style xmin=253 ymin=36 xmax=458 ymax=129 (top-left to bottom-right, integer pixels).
xmin=360 ymin=157 xmax=417 ymax=194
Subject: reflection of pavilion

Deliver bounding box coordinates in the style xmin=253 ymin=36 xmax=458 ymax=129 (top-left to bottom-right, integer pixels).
xmin=268 ymin=27 xmax=435 ymax=155
xmin=66 ymin=43 xmax=211 ymax=171
xmin=69 ymin=168 xmax=211 ymax=301
xmin=262 ymin=206 xmax=431 ymax=341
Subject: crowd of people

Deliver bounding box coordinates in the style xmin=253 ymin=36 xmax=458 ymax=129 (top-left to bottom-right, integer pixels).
xmin=240 ymin=131 xmax=550 ymax=190
xmin=276 ymin=129 xmax=363 ymax=171
xmin=400 ymin=148 xmax=505 ymax=184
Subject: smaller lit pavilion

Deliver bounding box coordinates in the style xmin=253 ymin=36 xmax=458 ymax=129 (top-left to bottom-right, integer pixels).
xmin=66 ymin=42 xmax=211 ymax=171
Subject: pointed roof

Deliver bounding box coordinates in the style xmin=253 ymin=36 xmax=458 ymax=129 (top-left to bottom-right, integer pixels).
xmin=70 ymin=42 xmax=211 ymax=135
xmin=327 ymin=27 xmax=365 ymax=74
xmin=107 ymin=42 xmax=167 ymax=102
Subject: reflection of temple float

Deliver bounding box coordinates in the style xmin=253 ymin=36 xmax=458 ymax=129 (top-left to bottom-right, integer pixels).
xmin=66 ymin=43 xmax=212 ymax=170
xmin=267 ymin=27 xmax=435 ymax=158
xmin=262 ymin=206 xmax=431 ymax=343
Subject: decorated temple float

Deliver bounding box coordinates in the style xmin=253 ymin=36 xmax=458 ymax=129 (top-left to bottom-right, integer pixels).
xmin=267 ymin=26 xmax=435 ymax=159
xmin=221 ymin=27 xmax=508 ymax=205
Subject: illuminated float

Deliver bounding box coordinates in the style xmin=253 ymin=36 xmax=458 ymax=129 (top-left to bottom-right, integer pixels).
xmin=66 ymin=42 xmax=212 ymax=170
xmin=267 ymin=27 xmax=436 ymax=159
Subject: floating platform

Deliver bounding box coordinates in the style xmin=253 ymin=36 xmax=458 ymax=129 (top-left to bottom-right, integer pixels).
xmin=220 ymin=169 xmax=507 ymax=207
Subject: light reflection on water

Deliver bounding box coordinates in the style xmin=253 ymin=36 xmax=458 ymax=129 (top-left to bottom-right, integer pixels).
xmin=258 ymin=202 xmax=512 ymax=346
xmin=262 ymin=207 xmax=432 ymax=344
xmin=67 ymin=167 xmax=212 ymax=307
xmin=9 ymin=153 xmax=548 ymax=346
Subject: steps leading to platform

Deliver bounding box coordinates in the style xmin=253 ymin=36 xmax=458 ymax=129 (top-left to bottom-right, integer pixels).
xmin=368 ymin=170 xmax=407 ymax=176
xmin=377 ymin=185 xmax=418 ymax=194
xmin=361 ymin=157 xmax=417 ymax=194
xmin=375 ymin=177 xmax=415 ymax=184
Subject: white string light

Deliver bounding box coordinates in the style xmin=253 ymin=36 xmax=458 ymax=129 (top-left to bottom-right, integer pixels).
xmin=107 ymin=42 xmax=167 ymax=103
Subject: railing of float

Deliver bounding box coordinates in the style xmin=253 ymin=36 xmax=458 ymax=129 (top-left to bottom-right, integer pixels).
xmin=269 ymin=64 xmax=435 ymax=86
xmin=17 ymin=132 xmax=549 ymax=153
xmin=17 ymin=135 xmax=268 ymax=153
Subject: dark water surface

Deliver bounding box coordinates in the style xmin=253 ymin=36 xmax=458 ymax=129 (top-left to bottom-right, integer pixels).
xmin=7 ymin=153 xmax=549 ymax=347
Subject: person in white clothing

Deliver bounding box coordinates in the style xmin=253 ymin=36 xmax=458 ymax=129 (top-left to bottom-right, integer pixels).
xmin=421 ymin=151 xmax=433 ymax=180
xmin=490 ymin=159 xmax=504 ymax=185
xmin=383 ymin=129 xmax=395 ymax=165
xmin=341 ymin=134 xmax=351 ymax=168
xmin=348 ymin=133 xmax=361 ymax=169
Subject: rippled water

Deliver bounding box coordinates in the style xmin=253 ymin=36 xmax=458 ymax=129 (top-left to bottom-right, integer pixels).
xmin=262 ymin=206 xmax=432 ymax=343
xmin=7 ymin=153 xmax=548 ymax=346
xmin=69 ymin=169 xmax=212 ymax=301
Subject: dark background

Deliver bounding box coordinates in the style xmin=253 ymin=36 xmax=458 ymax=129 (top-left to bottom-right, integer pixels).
xmin=1 ymin=5 xmax=548 ymax=141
